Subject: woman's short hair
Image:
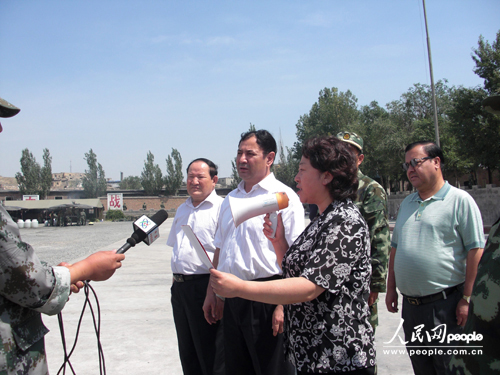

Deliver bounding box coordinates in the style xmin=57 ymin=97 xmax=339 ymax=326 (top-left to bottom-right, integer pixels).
xmin=301 ymin=136 xmax=358 ymax=201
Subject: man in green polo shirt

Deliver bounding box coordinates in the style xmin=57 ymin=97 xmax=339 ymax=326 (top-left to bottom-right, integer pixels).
xmin=385 ymin=141 xmax=485 ymax=375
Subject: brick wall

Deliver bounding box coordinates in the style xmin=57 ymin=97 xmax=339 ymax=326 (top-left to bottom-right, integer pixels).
xmin=99 ymin=196 xmax=188 ymax=213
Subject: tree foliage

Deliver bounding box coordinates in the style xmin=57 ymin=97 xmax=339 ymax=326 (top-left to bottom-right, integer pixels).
xmin=294 ymin=87 xmax=358 ymax=156
xmin=82 ymin=149 xmax=107 ymax=198
xmin=472 ymin=31 xmax=500 ymax=94
xmin=165 ymin=148 xmax=183 ymax=196
xmin=15 ymin=148 xmax=53 ymax=199
xmin=16 ymin=149 xmax=41 ymax=197
xmin=229 ymin=159 xmax=241 ymax=190
xmin=448 ymin=86 xmax=500 ymax=183
xmin=141 ymin=151 xmax=163 ymax=196
xmin=274 ymin=143 xmax=298 ymax=190
xmin=120 ymin=176 xmax=142 ymax=190
xmin=40 ymin=149 xmax=52 ymax=199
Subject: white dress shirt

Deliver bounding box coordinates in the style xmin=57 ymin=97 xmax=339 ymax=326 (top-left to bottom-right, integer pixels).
xmin=215 ymin=173 xmax=305 ymax=281
xmin=167 ymin=189 xmax=224 ymax=275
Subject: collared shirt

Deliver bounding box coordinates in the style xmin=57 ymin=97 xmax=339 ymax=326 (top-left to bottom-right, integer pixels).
xmin=167 ymin=189 xmax=224 ymax=275
xmin=215 ymin=173 xmax=305 ymax=281
xmin=0 ymin=205 xmax=71 ymax=375
xmin=392 ymin=181 xmax=485 ymax=297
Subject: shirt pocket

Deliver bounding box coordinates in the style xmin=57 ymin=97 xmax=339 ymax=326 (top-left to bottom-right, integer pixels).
xmin=11 ymin=313 xmax=50 ymax=351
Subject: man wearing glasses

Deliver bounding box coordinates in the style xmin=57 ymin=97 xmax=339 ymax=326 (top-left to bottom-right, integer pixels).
xmin=385 ymin=141 xmax=485 ymax=375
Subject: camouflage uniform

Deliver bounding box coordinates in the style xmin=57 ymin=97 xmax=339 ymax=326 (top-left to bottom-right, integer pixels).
xmin=0 ymin=205 xmax=71 ymax=374
xmin=355 ymin=169 xmax=391 ymax=329
xmin=448 ymin=216 xmax=500 ymax=374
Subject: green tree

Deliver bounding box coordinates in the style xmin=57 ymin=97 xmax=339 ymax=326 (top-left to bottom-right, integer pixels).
xmin=82 ymin=149 xmax=107 ymax=198
xmin=294 ymin=87 xmax=358 ymax=156
xmin=472 ymin=31 xmax=500 ymax=94
xmin=15 ymin=148 xmax=42 ymax=197
xmin=120 ymin=176 xmax=142 ymax=190
xmin=444 ymin=32 xmax=500 ymax=185
xmin=40 ymin=148 xmax=52 ymax=199
xmin=229 ymin=159 xmax=241 ymax=190
xmin=140 ymin=151 xmax=163 ymax=196
xmin=448 ymin=86 xmax=500 ymax=183
xmin=354 ymin=101 xmax=392 ymax=188
xmin=274 ymin=132 xmax=299 ymax=190
xmin=165 ymin=148 xmax=183 ymax=196
xmin=382 ymin=80 xmax=456 ymax=190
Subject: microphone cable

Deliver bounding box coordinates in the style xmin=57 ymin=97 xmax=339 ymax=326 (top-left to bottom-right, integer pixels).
xmin=56 ymin=281 xmax=106 ymax=375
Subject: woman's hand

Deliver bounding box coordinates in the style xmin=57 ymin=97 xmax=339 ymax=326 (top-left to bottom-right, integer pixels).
xmin=210 ymin=268 xmax=244 ymax=299
xmin=263 ymin=213 xmax=289 ymax=267
xmin=263 ymin=212 xmax=285 ymax=242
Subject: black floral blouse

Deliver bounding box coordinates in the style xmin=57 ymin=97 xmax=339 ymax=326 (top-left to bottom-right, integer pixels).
xmin=282 ymin=200 xmax=375 ymax=373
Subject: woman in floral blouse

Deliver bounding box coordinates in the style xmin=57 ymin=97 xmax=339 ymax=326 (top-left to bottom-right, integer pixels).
xmin=211 ymin=135 xmax=375 ymax=374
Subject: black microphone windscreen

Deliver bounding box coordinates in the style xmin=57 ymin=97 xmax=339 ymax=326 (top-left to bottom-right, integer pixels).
xmin=151 ymin=209 xmax=169 ymax=225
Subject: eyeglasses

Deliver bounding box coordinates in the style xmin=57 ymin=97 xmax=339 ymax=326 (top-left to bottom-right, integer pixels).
xmin=402 ymin=157 xmax=433 ymax=171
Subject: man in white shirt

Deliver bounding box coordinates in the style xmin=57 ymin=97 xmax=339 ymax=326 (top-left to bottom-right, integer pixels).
xmin=167 ymin=158 xmax=224 ymax=375
xmin=204 ymin=130 xmax=305 ymax=375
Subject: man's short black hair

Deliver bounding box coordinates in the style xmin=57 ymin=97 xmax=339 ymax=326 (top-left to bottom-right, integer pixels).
xmin=239 ymin=129 xmax=277 ymax=156
xmin=405 ymin=141 xmax=445 ymax=168
xmin=186 ymin=158 xmax=218 ymax=179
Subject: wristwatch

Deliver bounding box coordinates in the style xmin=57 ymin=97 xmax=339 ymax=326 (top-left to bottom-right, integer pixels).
xmin=462 ymin=295 xmax=471 ymax=303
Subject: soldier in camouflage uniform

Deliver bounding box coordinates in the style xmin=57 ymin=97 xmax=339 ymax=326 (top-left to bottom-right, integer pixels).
xmin=448 ymin=95 xmax=500 ymax=374
xmin=337 ymin=131 xmax=390 ymax=331
xmin=447 ymin=215 xmax=500 ymax=374
xmin=0 ymin=97 xmax=125 ymax=374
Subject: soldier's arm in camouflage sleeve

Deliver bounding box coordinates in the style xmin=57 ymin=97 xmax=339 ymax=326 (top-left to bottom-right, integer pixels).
xmin=362 ymin=183 xmax=391 ymax=293
xmin=0 ymin=206 xmax=71 ymax=315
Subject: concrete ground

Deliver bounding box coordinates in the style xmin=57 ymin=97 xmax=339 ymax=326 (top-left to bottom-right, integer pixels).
xmin=30 ymin=218 xmax=414 ymax=375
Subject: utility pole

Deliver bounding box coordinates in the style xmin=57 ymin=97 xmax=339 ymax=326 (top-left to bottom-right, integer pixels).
xmin=422 ymin=0 xmax=440 ymax=146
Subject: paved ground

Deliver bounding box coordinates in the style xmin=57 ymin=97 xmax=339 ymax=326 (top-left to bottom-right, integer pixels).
xmin=20 ymin=218 xmax=413 ymax=375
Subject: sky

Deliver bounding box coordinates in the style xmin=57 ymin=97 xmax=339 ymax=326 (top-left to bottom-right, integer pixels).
xmin=1 ymin=0 xmax=499 ymax=181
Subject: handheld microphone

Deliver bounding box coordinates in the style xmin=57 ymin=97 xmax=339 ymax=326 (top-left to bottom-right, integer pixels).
xmin=117 ymin=209 xmax=169 ymax=254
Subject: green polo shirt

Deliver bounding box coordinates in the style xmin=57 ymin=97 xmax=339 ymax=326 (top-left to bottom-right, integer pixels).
xmin=392 ymin=182 xmax=485 ymax=297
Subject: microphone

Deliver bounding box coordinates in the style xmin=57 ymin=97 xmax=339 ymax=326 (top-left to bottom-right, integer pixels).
xmin=117 ymin=209 xmax=169 ymax=254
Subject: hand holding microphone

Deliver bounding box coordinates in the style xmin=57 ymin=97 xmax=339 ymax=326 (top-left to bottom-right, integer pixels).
xmin=62 ymin=250 xmax=125 ymax=288
xmin=64 ymin=209 xmax=169 ymax=289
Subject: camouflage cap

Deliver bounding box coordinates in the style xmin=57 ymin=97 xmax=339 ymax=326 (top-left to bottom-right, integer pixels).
xmin=0 ymin=97 xmax=21 ymax=118
xmin=337 ymin=131 xmax=363 ymax=152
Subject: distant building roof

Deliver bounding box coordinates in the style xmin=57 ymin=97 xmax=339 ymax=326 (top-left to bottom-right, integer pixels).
xmin=2 ymin=198 xmax=103 ymax=210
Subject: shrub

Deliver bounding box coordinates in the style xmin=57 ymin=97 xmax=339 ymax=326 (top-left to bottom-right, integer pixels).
xmin=106 ymin=209 xmax=125 ymax=221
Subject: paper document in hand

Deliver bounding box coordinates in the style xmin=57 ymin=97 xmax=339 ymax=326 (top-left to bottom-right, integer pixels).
xmin=181 ymin=225 xmax=214 ymax=269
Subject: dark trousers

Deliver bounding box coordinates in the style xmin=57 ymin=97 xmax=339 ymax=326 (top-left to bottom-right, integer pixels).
xmin=223 ymin=296 xmax=295 ymax=375
xmin=402 ymin=287 xmax=463 ymax=375
xmin=171 ymin=275 xmax=224 ymax=375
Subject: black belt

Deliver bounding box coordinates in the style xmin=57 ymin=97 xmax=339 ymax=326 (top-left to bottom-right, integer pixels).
xmin=173 ymin=273 xmax=209 ymax=283
xmin=403 ymin=283 xmax=463 ymax=306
